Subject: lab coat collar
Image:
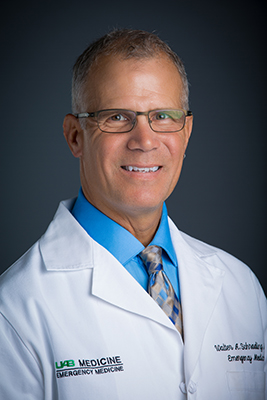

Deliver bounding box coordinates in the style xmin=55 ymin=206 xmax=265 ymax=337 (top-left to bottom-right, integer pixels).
xmin=40 ymin=199 xmax=94 ymax=271
xmin=41 ymin=200 xmax=225 ymax=379
xmin=40 ymin=199 xmax=178 ymax=332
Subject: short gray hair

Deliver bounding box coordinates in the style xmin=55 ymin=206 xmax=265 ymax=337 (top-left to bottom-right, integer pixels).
xmin=72 ymin=29 xmax=189 ymax=113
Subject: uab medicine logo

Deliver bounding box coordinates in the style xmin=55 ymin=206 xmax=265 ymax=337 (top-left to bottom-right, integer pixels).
xmin=55 ymin=356 xmax=124 ymax=379
xmin=55 ymin=359 xmax=75 ymax=369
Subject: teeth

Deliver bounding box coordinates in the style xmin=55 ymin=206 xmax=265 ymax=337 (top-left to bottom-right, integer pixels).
xmin=124 ymin=166 xmax=159 ymax=173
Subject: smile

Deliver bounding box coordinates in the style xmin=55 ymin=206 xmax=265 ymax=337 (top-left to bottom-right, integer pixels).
xmin=122 ymin=166 xmax=160 ymax=173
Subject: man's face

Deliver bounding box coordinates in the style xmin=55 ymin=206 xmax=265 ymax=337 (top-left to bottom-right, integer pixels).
xmin=75 ymin=56 xmax=192 ymax=224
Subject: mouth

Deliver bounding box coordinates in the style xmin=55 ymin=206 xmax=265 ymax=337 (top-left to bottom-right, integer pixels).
xmin=121 ymin=166 xmax=161 ymax=173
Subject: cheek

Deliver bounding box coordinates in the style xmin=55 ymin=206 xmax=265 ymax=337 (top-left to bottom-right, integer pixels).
xmin=165 ymin=134 xmax=186 ymax=163
xmin=84 ymin=134 xmax=123 ymax=176
xmin=163 ymin=135 xmax=187 ymax=191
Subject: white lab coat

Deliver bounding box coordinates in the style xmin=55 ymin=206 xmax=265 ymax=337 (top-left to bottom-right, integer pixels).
xmin=0 ymin=199 xmax=266 ymax=400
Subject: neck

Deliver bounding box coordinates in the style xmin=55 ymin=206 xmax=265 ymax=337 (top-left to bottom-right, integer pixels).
xmin=116 ymin=209 xmax=162 ymax=247
xmin=83 ymin=194 xmax=163 ymax=247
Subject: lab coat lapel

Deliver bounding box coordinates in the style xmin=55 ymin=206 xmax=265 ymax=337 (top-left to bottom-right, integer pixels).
xmin=169 ymin=219 xmax=225 ymax=379
xmin=91 ymin=238 xmax=178 ymax=333
xmin=41 ymin=201 xmax=178 ymax=332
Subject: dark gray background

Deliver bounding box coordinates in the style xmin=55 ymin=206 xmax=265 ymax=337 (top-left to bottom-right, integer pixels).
xmin=1 ymin=1 xmax=266 ymax=294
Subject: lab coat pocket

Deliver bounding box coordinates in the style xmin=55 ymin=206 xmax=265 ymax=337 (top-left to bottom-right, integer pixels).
xmin=226 ymin=371 xmax=265 ymax=400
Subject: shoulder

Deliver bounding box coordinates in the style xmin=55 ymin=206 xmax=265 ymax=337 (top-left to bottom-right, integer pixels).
xmin=168 ymin=218 xmax=267 ymax=317
xmin=168 ymin=216 xmax=241 ymax=261
xmin=0 ymin=198 xmax=78 ymax=301
xmin=180 ymin=229 xmax=244 ymax=267
xmin=168 ymin=217 xmax=262 ymax=287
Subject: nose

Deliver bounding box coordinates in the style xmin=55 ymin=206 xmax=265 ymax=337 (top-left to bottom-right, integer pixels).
xmin=127 ymin=115 xmax=161 ymax=152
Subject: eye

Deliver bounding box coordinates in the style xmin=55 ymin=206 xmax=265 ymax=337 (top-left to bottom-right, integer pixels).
xmin=155 ymin=111 xmax=170 ymax=120
xmin=109 ymin=113 xmax=128 ymax=122
xmin=97 ymin=110 xmax=134 ymax=133
xmin=152 ymin=110 xmax=184 ymax=122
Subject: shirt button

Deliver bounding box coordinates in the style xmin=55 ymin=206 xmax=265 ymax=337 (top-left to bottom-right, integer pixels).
xmin=179 ymin=382 xmax=187 ymax=394
xmin=188 ymin=381 xmax=197 ymax=394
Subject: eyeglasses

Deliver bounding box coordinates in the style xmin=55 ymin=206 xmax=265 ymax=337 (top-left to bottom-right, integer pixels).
xmin=75 ymin=108 xmax=192 ymax=133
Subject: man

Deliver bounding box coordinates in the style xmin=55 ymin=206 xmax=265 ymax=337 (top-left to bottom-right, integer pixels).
xmin=0 ymin=29 xmax=266 ymax=399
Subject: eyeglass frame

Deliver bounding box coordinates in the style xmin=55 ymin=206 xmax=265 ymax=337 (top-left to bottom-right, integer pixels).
xmin=74 ymin=108 xmax=193 ymax=134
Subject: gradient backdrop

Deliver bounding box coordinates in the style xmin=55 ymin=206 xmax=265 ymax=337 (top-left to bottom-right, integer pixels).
xmin=1 ymin=1 xmax=266 ymax=294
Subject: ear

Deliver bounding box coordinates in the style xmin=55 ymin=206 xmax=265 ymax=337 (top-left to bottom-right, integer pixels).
xmin=63 ymin=114 xmax=84 ymax=158
xmin=183 ymin=114 xmax=193 ymax=150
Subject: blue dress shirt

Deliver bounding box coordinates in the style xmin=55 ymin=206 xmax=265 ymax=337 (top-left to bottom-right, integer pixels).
xmin=71 ymin=188 xmax=180 ymax=300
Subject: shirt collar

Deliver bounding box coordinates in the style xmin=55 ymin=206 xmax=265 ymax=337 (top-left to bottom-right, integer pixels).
xmin=71 ymin=188 xmax=177 ymax=267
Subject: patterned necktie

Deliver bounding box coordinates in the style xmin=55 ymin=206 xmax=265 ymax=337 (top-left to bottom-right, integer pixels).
xmin=139 ymin=245 xmax=183 ymax=337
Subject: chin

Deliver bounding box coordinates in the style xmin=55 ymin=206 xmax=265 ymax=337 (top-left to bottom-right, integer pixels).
xmin=122 ymin=197 xmax=165 ymax=215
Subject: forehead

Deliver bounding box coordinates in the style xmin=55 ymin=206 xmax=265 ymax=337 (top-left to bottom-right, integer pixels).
xmin=83 ymin=55 xmax=183 ymax=109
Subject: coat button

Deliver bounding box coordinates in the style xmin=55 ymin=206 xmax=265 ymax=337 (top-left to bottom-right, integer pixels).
xmin=188 ymin=381 xmax=197 ymax=394
xmin=179 ymin=382 xmax=187 ymax=394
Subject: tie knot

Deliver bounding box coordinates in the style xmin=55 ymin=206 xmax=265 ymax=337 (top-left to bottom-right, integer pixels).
xmin=139 ymin=245 xmax=163 ymax=275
